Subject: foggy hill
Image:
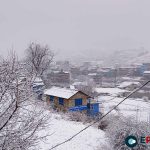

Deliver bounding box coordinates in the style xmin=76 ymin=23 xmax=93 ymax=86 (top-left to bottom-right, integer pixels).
xmin=105 ymin=48 xmax=149 ymax=66
xmin=57 ymin=47 xmax=150 ymax=66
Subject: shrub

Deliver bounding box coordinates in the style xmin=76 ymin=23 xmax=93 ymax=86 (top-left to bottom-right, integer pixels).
xmin=105 ymin=116 xmax=150 ymax=150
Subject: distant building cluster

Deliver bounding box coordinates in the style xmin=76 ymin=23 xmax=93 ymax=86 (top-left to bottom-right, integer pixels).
xmin=30 ymin=59 xmax=150 ymax=115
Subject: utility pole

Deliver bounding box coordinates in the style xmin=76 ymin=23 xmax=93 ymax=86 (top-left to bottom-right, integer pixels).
xmin=114 ymin=67 xmax=117 ymax=87
xmin=114 ymin=63 xmax=119 ymax=87
xmin=114 ymin=68 xmax=117 ymax=87
xmin=100 ymin=75 xmax=103 ymax=87
xmin=136 ymin=106 xmax=139 ymax=123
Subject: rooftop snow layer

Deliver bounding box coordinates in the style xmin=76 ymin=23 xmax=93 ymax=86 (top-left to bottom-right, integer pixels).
xmin=34 ymin=77 xmax=43 ymax=83
xmin=95 ymin=87 xmax=125 ymax=96
xmin=144 ymin=71 xmax=150 ymax=74
xmin=118 ymin=81 xmax=140 ymax=88
xmin=44 ymin=87 xmax=78 ymax=99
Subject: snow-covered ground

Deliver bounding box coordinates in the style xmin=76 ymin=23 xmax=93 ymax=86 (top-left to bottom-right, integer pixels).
xmin=98 ymin=95 xmax=150 ymax=122
xmin=38 ymin=113 xmax=106 ymax=150
xmin=37 ymin=86 xmax=150 ymax=150
xmin=96 ymin=86 xmax=150 ymax=122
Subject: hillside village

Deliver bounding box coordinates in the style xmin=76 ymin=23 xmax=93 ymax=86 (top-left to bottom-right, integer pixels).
xmin=17 ymin=55 xmax=147 ymax=150
xmin=1 ymin=0 xmax=150 ymax=149
xmin=32 ymin=61 xmax=150 ymax=109
xmin=1 ymin=49 xmax=150 ymax=150
xmin=25 ymin=57 xmax=150 ymax=149
xmin=1 ymin=52 xmax=150 ymax=150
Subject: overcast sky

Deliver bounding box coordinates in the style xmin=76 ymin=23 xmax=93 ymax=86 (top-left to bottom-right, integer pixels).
xmin=0 ymin=0 xmax=150 ymax=59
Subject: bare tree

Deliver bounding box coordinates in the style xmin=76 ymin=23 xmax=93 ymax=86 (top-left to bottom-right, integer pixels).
xmin=0 ymin=53 xmax=50 ymax=150
xmin=76 ymin=79 xmax=96 ymax=97
xmin=26 ymin=43 xmax=54 ymax=76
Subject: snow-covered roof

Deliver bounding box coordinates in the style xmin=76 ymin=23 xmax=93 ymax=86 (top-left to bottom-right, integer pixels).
xmin=100 ymin=69 xmax=110 ymax=73
xmin=95 ymin=88 xmax=125 ymax=96
xmin=121 ymin=77 xmax=142 ymax=82
xmin=121 ymin=77 xmax=132 ymax=80
xmin=34 ymin=77 xmax=43 ymax=83
xmin=44 ymin=87 xmax=78 ymax=99
xmin=72 ymin=82 xmax=82 ymax=86
xmin=70 ymin=85 xmax=75 ymax=90
xmin=88 ymin=73 xmax=97 ymax=76
xmin=33 ymin=82 xmax=44 ymax=87
xmin=144 ymin=71 xmax=150 ymax=74
xmin=72 ymin=82 xmax=87 ymax=86
xmin=118 ymin=81 xmax=140 ymax=88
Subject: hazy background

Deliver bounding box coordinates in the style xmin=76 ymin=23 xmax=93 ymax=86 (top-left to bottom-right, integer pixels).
xmin=0 ymin=0 xmax=150 ymax=62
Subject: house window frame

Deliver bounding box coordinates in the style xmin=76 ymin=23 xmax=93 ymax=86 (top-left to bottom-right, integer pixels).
xmin=50 ymin=96 xmax=54 ymax=102
xmin=59 ymin=97 xmax=64 ymax=105
xmin=75 ymin=98 xmax=83 ymax=106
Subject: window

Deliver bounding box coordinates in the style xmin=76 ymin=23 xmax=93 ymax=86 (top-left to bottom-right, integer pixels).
xmin=75 ymin=98 xmax=82 ymax=106
xmin=59 ymin=97 xmax=64 ymax=105
xmin=50 ymin=96 xmax=54 ymax=101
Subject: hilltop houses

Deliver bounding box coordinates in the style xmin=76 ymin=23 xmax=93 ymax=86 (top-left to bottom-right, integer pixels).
xmin=47 ymin=70 xmax=70 ymax=87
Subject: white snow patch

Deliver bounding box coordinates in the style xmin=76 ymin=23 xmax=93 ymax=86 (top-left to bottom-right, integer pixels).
xmin=144 ymin=71 xmax=150 ymax=74
xmin=38 ymin=113 xmax=106 ymax=150
xmin=98 ymin=95 xmax=150 ymax=122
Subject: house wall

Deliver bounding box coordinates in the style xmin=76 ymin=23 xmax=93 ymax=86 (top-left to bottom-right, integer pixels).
xmin=68 ymin=92 xmax=88 ymax=108
xmin=46 ymin=95 xmax=68 ymax=111
xmin=54 ymin=97 xmax=68 ymax=111
xmin=46 ymin=95 xmax=50 ymax=104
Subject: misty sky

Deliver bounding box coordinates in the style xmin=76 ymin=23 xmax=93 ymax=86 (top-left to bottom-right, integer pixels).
xmin=0 ymin=0 xmax=150 ymax=59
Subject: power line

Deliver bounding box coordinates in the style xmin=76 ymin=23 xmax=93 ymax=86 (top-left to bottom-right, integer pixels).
xmin=49 ymin=80 xmax=150 ymax=150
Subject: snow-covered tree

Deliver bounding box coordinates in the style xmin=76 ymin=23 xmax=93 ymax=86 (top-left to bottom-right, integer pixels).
xmin=25 ymin=43 xmax=54 ymax=76
xmin=0 ymin=53 xmax=50 ymax=150
xmin=76 ymin=78 xmax=96 ymax=96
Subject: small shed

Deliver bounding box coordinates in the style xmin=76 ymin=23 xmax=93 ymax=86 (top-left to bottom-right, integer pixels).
xmin=44 ymin=87 xmax=90 ymax=112
xmin=44 ymin=86 xmax=100 ymax=115
xmin=32 ymin=77 xmax=45 ymax=100
xmin=32 ymin=77 xmax=45 ymax=92
xmin=143 ymin=71 xmax=150 ymax=80
xmin=87 ymin=100 xmax=99 ymax=116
